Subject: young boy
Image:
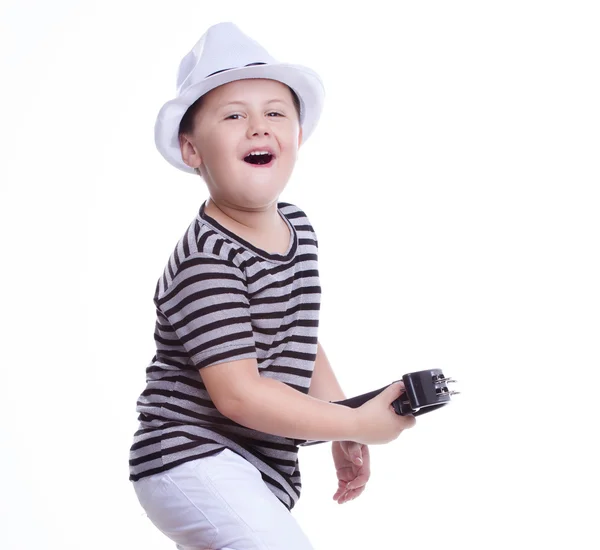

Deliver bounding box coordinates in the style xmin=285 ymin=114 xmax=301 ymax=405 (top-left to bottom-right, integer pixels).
xmin=130 ymin=22 xmax=415 ymax=550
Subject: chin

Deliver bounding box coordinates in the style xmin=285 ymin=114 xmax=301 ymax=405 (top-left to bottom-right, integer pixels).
xmin=241 ymin=171 xmax=290 ymax=193
xmin=240 ymin=188 xmax=287 ymax=208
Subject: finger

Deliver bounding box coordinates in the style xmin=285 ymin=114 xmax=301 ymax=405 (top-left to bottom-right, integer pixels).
xmin=345 ymin=486 xmax=366 ymax=502
xmin=384 ymin=381 xmax=406 ymax=402
xmin=335 ymin=490 xmax=348 ymax=503
xmin=335 ymin=480 xmax=367 ymax=502
xmin=333 ymin=487 xmax=346 ymax=501
xmin=346 ymin=471 xmax=369 ymax=491
xmin=333 ymin=477 xmax=353 ymax=500
xmin=403 ymin=413 xmax=417 ymax=429
xmin=334 ymin=480 xmax=358 ymax=501
xmin=345 ymin=485 xmax=366 ymax=500
xmin=334 ymin=488 xmax=352 ymax=503
xmin=333 ymin=483 xmax=349 ymax=501
xmin=335 ymin=467 xmax=356 ymax=482
xmin=337 ymin=485 xmax=365 ymax=504
xmin=346 ymin=441 xmax=363 ymax=466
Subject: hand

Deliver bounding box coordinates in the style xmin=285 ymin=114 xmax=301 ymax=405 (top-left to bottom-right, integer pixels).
xmin=331 ymin=440 xmax=370 ymax=504
xmin=353 ymin=382 xmax=416 ymax=445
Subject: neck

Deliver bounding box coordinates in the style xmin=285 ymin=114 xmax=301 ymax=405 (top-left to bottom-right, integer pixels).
xmin=204 ymin=197 xmax=282 ymax=234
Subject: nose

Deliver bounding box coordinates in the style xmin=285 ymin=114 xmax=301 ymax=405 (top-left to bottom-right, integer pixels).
xmin=246 ymin=114 xmax=270 ymax=138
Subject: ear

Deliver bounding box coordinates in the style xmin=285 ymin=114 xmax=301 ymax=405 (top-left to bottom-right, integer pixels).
xmin=179 ymin=133 xmax=202 ymax=170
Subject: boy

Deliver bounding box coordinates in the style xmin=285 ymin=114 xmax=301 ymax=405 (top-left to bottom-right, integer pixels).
xmin=130 ymin=22 xmax=415 ymax=550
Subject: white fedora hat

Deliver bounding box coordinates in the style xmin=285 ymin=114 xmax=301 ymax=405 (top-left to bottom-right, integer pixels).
xmin=154 ymin=22 xmax=326 ymax=174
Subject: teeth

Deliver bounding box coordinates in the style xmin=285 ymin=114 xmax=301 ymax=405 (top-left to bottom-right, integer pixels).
xmin=247 ymin=151 xmax=270 ymax=156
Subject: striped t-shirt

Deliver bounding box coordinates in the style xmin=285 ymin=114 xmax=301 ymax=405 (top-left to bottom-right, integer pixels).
xmin=129 ymin=200 xmax=321 ymax=510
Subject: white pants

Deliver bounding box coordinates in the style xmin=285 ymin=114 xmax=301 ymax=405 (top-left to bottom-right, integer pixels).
xmin=133 ymin=448 xmax=314 ymax=550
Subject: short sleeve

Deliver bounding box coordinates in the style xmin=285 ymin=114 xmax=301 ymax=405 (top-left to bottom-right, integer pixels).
xmin=155 ymin=254 xmax=257 ymax=369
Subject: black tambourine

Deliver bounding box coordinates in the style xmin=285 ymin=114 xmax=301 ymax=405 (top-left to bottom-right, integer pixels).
xmin=298 ymin=369 xmax=459 ymax=446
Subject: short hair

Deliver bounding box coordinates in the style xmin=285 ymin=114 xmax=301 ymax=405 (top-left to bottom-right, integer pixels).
xmin=178 ymin=83 xmax=302 ymax=176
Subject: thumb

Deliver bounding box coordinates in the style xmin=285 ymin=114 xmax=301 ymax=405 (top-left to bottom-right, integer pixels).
xmin=346 ymin=441 xmax=363 ymax=466
xmin=383 ymin=381 xmax=405 ymax=401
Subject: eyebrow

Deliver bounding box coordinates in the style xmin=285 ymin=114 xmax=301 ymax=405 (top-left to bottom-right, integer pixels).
xmin=220 ymin=99 xmax=289 ymax=108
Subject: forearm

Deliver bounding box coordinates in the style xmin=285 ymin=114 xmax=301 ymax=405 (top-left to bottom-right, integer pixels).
xmin=227 ymin=376 xmax=358 ymax=442
xmin=308 ymin=341 xmax=347 ymax=402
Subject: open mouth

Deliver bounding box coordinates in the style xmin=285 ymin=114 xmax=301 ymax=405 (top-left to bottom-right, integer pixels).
xmin=243 ymin=151 xmax=274 ymax=166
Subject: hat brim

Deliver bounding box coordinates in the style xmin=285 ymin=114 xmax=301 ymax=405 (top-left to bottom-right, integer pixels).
xmin=154 ymin=63 xmax=325 ymax=174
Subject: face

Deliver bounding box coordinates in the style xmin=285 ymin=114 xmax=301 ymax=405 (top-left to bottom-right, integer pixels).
xmin=180 ymin=78 xmax=303 ymax=210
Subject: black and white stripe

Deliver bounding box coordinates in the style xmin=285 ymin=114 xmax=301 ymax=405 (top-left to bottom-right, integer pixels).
xmin=129 ymin=201 xmax=321 ymax=510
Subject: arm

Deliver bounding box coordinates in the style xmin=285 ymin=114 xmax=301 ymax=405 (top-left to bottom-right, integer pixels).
xmin=159 ymin=254 xmax=406 ymax=445
xmin=160 ymin=254 xmax=360 ymax=443
xmin=200 ymin=357 xmax=359 ymax=442
xmin=307 ymin=340 xmax=371 ymax=504
xmin=308 ymin=340 xmax=347 ymax=402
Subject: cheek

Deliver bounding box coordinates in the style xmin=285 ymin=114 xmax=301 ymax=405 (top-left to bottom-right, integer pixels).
xmin=202 ymin=134 xmax=235 ymax=167
xmin=280 ymin=128 xmax=301 ymax=157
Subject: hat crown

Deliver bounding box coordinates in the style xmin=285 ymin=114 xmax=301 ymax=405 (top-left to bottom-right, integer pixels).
xmin=176 ymin=22 xmax=277 ymax=94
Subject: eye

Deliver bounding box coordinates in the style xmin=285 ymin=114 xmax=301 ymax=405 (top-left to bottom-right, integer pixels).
xmin=267 ymin=112 xmax=284 ymax=117
xmin=225 ymin=114 xmax=243 ymax=120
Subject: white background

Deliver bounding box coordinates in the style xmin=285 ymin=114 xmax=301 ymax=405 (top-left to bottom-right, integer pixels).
xmin=1 ymin=1 xmax=599 ymax=548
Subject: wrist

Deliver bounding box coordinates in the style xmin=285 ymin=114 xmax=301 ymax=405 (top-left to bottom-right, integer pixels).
xmin=343 ymin=406 xmax=362 ymax=442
